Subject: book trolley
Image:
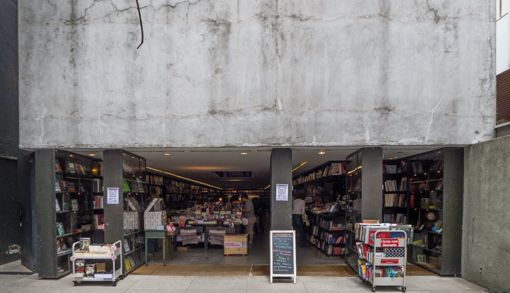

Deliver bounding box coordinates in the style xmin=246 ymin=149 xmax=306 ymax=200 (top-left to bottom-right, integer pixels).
xmin=356 ymin=225 xmax=409 ymax=292
xmin=71 ymin=240 xmax=123 ymax=286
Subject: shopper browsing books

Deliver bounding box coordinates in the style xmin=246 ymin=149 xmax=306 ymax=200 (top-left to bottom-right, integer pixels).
xmin=241 ymin=194 xmax=256 ymax=244
xmin=292 ymin=192 xmax=307 ymax=247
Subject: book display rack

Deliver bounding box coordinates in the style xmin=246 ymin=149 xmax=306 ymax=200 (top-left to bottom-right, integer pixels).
xmin=36 ymin=150 xmax=103 ymax=278
xmin=71 ymin=239 xmax=123 ymax=286
xmin=355 ymin=226 xmax=408 ymax=292
xmin=122 ymin=152 xmax=147 ymax=276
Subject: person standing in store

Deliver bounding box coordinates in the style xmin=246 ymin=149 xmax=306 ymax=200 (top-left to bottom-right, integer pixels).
xmin=292 ymin=192 xmax=307 ymax=247
xmin=241 ymin=193 xmax=256 ymax=244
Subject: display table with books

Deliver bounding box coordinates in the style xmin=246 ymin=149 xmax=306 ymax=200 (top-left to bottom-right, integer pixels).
xmin=71 ymin=239 xmax=123 ymax=286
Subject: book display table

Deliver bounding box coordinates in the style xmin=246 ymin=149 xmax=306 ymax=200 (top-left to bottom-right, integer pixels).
xmin=145 ymin=230 xmax=174 ymax=266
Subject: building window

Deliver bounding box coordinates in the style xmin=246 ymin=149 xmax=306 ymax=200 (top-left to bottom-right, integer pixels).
xmin=497 ymin=0 xmax=509 ymax=19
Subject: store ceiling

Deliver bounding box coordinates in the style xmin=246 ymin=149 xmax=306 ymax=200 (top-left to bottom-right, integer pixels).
xmin=72 ymin=146 xmax=447 ymax=191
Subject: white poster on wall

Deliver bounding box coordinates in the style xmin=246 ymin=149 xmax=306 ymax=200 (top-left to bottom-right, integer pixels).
xmin=276 ymin=184 xmax=289 ymax=201
xmin=107 ymin=187 xmax=119 ymax=204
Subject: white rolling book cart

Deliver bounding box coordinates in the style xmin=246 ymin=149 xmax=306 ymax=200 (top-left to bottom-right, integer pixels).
xmin=71 ymin=240 xmax=123 ymax=286
xmin=357 ymin=229 xmax=407 ymax=292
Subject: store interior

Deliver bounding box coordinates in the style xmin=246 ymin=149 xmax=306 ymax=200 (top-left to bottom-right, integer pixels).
xmin=66 ymin=146 xmax=444 ymax=268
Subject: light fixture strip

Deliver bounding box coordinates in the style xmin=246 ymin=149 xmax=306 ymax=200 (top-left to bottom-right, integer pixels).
xmin=146 ymin=167 xmax=222 ymax=190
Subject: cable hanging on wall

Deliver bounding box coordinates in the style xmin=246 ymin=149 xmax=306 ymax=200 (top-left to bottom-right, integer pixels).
xmin=135 ymin=0 xmax=144 ymax=49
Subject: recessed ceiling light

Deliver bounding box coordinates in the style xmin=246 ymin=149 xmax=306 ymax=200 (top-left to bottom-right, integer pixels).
xmin=241 ymin=153 xmax=248 ymax=155
xmin=318 ymin=151 xmax=326 ymax=155
xmin=164 ymin=153 xmax=170 ymax=156
xmin=89 ymin=154 xmax=96 ymax=156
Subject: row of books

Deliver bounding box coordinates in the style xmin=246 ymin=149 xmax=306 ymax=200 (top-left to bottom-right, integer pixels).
xmin=147 ymin=174 xmax=164 ymax=185
xmin=123 ymin=178 xmax=146 ymax=193
xmin=384 ymin=193 xmax=406 ymax=207
xmin=359 ymin=260 xmax=405 ymax=281
xmin=383 ymin=213 xmax=407 ymax=224
xmin=293 ymin=162 xmax=346 ymax=185
xmin=93 ymin=196 xmax=104 ymax=209
xmin=55 ymin=198 xmax=78 ymax=212
xmin=124 ymin=255 xmax=140 ymax=272
xmin=55 ymin=161 xmax=88 ymax=175
xmin=384 ymin=178 xmax=407 ymax=192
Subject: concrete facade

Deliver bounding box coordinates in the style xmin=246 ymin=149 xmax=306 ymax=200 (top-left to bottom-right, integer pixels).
xmin=19 ymin=0 xmax=496 ymax=149
xmin=462 ymin=135 xmax=510 ymax=293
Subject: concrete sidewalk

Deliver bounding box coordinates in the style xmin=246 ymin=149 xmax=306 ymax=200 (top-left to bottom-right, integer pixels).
xmin=0 ymin=273 xmax=488 ymax=293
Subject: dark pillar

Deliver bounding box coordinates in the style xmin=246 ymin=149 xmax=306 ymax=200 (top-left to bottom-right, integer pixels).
xmin=270 ymin=148 xmax=292 ymax=231
xmin=19 ymin=152 xmax=37 ymax=272
xmin=361 ymin=148 xmax=383 ymax=221
xmin=103 ymin=150 xmax=125 ymax=245
xmin=35 ymin=149 xmax=56 ymax=278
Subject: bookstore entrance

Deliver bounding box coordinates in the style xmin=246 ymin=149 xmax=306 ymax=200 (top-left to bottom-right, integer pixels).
xmin=41 ymin=146 xmax=462 ymax=278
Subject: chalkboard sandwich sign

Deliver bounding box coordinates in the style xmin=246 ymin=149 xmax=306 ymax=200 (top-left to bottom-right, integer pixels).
xmin=270 ymin=230 xmax=296 ymax=284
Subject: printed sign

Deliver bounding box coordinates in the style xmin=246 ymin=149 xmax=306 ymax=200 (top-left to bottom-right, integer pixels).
xmin=276 ymin=184 xmax=288 ymax=201
xmin=107 ymin=187 xmax=119 ymax=204
xmin=380 ymin=239 xmax=400 ymax=247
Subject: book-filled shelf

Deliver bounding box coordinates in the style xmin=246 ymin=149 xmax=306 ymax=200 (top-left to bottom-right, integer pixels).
xmin=382 ymin=160 xmax=409 ymax=225
xmin=40 ymin=150 xmax=103 ymax=278
xmin=345 ymin=152 xmax=363 ymax=271
xmin=305 ymin=212 xmax=345 ymax=256
xmin=146 ymin=170 xmax=224 ymax=211
xmin=122 ymin=152 xmax=147 ymax=276
xmin=293 ymin=161 xmax=347 ymax=256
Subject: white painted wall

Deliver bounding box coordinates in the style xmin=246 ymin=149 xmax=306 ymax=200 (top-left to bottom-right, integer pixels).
xmin=497 ymin=13 xmax=509 ymax=74
xmin=19 ymin=0 xmax=496 ymax=149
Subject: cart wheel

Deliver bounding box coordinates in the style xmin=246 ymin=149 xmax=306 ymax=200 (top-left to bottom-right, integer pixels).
xmin=112 ymin=281 xmax=116 ymax=286
xmin=120 ymin=275 xmax=124 ymax=280
xmin=372 ymin=286 xmax=376 ymax=292
xmin=73 ymin=281 xmax=78 ymax=286
xmin=402 ymin=286 xmax=406 ymax=292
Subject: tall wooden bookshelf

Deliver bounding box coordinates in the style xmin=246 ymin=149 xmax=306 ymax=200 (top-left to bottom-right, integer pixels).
xmin=36 ymin=150 xmax=103 ymax=278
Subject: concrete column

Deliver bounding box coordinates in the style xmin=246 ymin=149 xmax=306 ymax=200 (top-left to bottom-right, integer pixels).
xmin=34 ymin=149 xmax=57 ymax=278
xmin=361 ymin=148 xmax=383 ymax=221
xmin=103 ymin=150 xmax=124 ymax=245
xmin=270 ymin=148 xmax=292 ymax=231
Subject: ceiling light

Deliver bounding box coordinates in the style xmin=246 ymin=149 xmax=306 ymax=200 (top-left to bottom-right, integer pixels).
xmin=318 ymin=151 xmax=326 ymax=155
xmin=89 ymin=154 xmax=96 ymax=156
xmin=164 ymin=153 xmax=170 ymax=156
xmin=241 ymin=152 xmax=248 ymax=155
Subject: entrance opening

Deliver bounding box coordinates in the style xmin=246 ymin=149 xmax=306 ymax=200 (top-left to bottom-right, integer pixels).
xmin=68 ymin=146 xmax=442 ymax=277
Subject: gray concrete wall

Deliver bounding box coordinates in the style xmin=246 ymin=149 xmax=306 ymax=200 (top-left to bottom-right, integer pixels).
xmin=19 ymin=0 xmax=496 ymax=149
xmin=462 ymin=136 xmax=510 ymax=293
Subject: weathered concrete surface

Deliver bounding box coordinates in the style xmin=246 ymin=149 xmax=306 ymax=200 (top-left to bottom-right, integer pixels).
xmin=462 ymin=136 xmax=510 ymax=293
xmin=19 ymin=0 xmax=496 ymax=149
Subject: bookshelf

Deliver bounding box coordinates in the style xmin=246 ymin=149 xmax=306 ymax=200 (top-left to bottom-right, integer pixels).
xmin=293 ymin=161 xmax=347 ymax=256
xmin=36 ymin=150 xmax=103 ymax=278
xmin=305 ymin=212 xmax=345 ymax=256
xmin=382 ymin=160 xmax=409 ymax=225
xmin=344 ymin=148 xmax=383 ymax=273
xmin=122 ymin=152 xmax=147 ymax=276
xmin=405 ymin=148 xmax=463 ymax=276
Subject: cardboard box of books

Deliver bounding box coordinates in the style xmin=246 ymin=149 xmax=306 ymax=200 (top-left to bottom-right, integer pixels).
xmin=144 ymin=198 xmax=166 ymax=230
